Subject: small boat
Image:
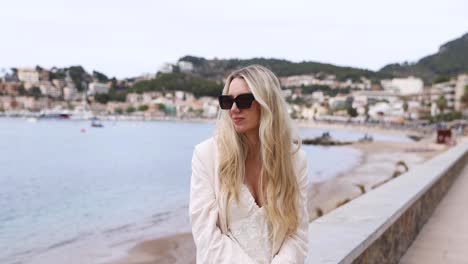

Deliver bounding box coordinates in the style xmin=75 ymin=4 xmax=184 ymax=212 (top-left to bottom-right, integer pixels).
xmin=39 ymin=108 xmax=71 ymax=119
xmin=358 ymin=133 xmax=373 ymax=142
xmin=302 ymin=132 xmax=352 ymax=146
xmin=90 ymin=117 xmax=103 ymax=128
xmin=407 ymin=134 xmax=423 ymax=141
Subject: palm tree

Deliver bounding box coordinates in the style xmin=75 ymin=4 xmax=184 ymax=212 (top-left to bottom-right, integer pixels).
xmin=402 ymin=100 xmax=409 ymax=119
xmin=436 ymin=95 xmax=447 ymax=114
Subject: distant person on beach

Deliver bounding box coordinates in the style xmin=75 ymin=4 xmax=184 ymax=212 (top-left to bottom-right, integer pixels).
xmin=189 ymin=65 xmax=309 ymax=263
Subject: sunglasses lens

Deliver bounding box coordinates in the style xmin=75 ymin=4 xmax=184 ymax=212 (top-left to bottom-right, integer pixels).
xmin=218 ymin=93 xmax=255 ymax=110
xmin=218 ymin=96 xmax=233 ymax=109
xmin=235 ymin=94 xmax=254 ymax=109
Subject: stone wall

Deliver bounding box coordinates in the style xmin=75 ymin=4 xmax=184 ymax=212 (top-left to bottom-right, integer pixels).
xmin=353 ymin=148 xmax=468 ymax=264
xmin=306 ymin=141 xmax=468 ymax=264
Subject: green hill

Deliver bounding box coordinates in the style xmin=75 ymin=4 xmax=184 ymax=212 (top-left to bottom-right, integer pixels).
xmin=178 ymin=56 xmax=389 ymax=83
xmin=379 ymin=32 xmax=468 ymax=83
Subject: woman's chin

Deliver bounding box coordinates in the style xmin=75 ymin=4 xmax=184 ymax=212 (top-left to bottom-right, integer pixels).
xmin=234 ymin=125 xmax=246 ymax=133
xmin=234 ymin=125 xmax=258 ymax=135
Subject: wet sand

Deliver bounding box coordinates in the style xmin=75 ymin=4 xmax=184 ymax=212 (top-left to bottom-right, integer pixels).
xmin=109 ymin=233 xmax=196 ymax=264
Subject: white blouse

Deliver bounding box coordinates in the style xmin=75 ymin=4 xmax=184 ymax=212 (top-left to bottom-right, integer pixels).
xmin=227 ymin=185 xmax=273 ymax=264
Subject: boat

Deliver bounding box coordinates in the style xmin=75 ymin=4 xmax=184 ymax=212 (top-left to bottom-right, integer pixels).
xmin=39 ymin=107 xmax=71 ymax=119
xmin=90 ymin=117 xmax=103 ymax=128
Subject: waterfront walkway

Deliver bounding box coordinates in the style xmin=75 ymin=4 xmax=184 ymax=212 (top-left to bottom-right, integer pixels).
xmin=400 ymin=162 xmax=468 ymax=264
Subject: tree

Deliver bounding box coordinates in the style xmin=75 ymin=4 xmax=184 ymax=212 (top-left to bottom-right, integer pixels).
xmin=68 ymin=66 xmax=87 ymax=91
xmin=402 ymin=100 xmax=409 ymax=119
xmin=18 ymin=84 xmax=27 ymax=95
xmin=402 ymin=100 xmax=408 ymax=113
xmin=347 ymin=106 xmax=358 ymax=117
xmin=433 ymin=75 xmax=450 ymax=84
xmin=115 ymin=108 xmax=123 ymax=114
xmin=157 ymin=103 xmax=166 ymax=112
xmin=10 ymin=68 xmax=18 ymax=77
xmin=94 ymin=93 xmax=110 ymax=104
xmin=461 ymin=84 xmax=468 ymax=107
xmin=436 ymin=95 xmax=447 ymax=113
xmin=364 ymin=104 xmax=370 ymax=121
xmin=109 ymin=91 xmax=126 ymax=102
xmin=138 ymin=105 xmax=149 ymax=111
xmin=126 ymin=106 xmax=135 ymax=113
xmin=92 ymin=70 xmax=109 ymax=82
xmin=29 ymin=87 xmax=42 ymax=99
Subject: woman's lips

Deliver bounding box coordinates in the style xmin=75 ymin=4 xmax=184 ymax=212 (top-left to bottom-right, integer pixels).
xmin=233 ymin=117 xmax=244 ymax=125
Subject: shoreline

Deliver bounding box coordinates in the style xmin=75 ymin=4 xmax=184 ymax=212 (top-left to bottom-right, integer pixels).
xmin=296 ymin=119 xmax=428 ymax=139
xmin=3 ymin=115 xmax=430 ymax=141
xmin=307 ymin=138 xmax=447 ymax=220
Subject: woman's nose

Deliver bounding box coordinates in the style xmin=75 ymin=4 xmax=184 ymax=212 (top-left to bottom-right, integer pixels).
xmin=230 ymin=102 xmax=240 ymax=113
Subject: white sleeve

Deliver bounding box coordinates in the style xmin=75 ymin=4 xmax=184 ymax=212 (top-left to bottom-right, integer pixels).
xmin=189 ymin=146 xmax=256 ymax=264
xmin=271 ymin=151 xmax=309 ymax=264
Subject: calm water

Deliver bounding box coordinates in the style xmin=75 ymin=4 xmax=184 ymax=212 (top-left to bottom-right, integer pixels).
xmin=0 ymin=118 xmax=410 ymax=264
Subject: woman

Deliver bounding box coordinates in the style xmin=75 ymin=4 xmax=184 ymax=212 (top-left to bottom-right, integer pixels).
xmin=189 ymin=65 xmax=309 ymax=263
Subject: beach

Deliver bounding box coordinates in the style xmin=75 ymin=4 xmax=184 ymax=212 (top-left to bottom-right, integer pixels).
xmin=108 ymin=127 xmax=452 ymax=264
xmin=110 ymin=233 xmax=196 ymax=264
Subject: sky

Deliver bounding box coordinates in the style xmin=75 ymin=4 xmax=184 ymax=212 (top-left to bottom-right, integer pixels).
xmin=1 ymin=0 xmax=467 ymax=79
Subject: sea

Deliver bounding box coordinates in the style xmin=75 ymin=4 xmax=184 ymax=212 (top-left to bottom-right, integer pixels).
xmin=0 ymin=118 xmax=411 ymax=264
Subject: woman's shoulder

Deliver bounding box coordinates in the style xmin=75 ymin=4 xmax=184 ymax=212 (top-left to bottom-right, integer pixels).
xmin=292 ymin=145 xmax=307 ymax=161
xmin=293 ymin=147 xmax=308 ymax=169
xmin=194 ymin=136 xmax=217 ymax=154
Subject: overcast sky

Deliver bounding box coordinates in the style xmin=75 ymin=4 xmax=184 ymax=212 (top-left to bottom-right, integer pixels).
xmin=1 ymin=0 xmax=467 ymax=78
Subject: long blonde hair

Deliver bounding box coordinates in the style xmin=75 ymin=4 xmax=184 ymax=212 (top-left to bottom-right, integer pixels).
xmin=216 ymin=64 xmax=301 ymax=238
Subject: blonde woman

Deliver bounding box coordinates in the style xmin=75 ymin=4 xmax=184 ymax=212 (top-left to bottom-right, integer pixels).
xmin=189 ymin=65 xmax=309 ymax=264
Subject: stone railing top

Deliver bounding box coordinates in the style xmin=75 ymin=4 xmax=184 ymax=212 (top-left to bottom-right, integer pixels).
xmin=306 ymin=141 xmax=468 ymax=264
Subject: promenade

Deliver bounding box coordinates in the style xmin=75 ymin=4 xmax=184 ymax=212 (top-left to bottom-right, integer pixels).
xmin=400 ymin=158 xmax=468 ymax=263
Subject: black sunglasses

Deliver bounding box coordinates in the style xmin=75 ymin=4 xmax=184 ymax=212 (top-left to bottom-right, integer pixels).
xmin=218 ymin=93 xmax=255 ymax=110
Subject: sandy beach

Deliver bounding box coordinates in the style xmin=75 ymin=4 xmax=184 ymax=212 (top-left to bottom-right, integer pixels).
xmin=108 ymin=126 xmax=452 ymax=264
xmin=109 ymin=233 xmax=196 ymax=264
xmin=307 ymin=138 xmax=447 ymax=220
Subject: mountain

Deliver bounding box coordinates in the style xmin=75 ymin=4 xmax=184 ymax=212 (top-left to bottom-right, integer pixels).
xmin=177 ymin=56 xmax=390 ymax=83
xmin=379 ymin=32 xmax=468 ymax=83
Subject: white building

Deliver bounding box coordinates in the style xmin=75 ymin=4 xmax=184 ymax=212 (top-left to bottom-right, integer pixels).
xmin=63 ymin=86 xmax=78 ymax=101
xmin=15 ymin=96 xmax=37 ymax=110
xmin=280 ymin=75 xmax=316 ymax=87
xmin=126 ymin=93 xmax=143 ymax=104
xmin=431 ymin=81 xmax=456 ymax=114
xmin=282 ymin=89 xmax=292 ymax=97
xmin=17 ymin=68 xmax=39 ymax=86
xmin=52 ymin=79 xmax=66 ymax=89
xmin=178 ymin=61 xmax=194 ymax=73
xmin=40 ymin=81 xmax=62 ymax=98
xmin=88 ymin=82 xmax=109 ymax=95
xmin=198 ymin=96 xmax=218 ymax=118
xmin=159 ymin=63 xmax=174 ymax=74
xmin=353 ymin=91 xmax=401 ymax=105
xmin=311 ymin=91 xmax=325 ymax=103
xmin=175 ymin=91 xmax=185 ymax=100
xmin=328 ymin=95 xmax=348 ymax=108
xmin=455 ymin=74 xmax=468 ymax=111
xmin=381 ymin=76 xmax=424 ymax=95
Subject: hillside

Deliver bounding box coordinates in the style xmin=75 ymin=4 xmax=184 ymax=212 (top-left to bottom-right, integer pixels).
xmin=178 ymin=56 xmax=389 ymax=83
xmin=379 ymin=32 xmax=468 ymax=83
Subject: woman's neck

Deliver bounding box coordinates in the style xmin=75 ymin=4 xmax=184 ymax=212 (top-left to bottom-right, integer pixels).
xmin=245 ymin=130 xmax=260 ymax=161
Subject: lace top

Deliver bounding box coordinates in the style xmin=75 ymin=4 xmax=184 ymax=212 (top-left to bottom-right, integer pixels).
xmin=227 ymin=185 xmax=273 ymax=264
